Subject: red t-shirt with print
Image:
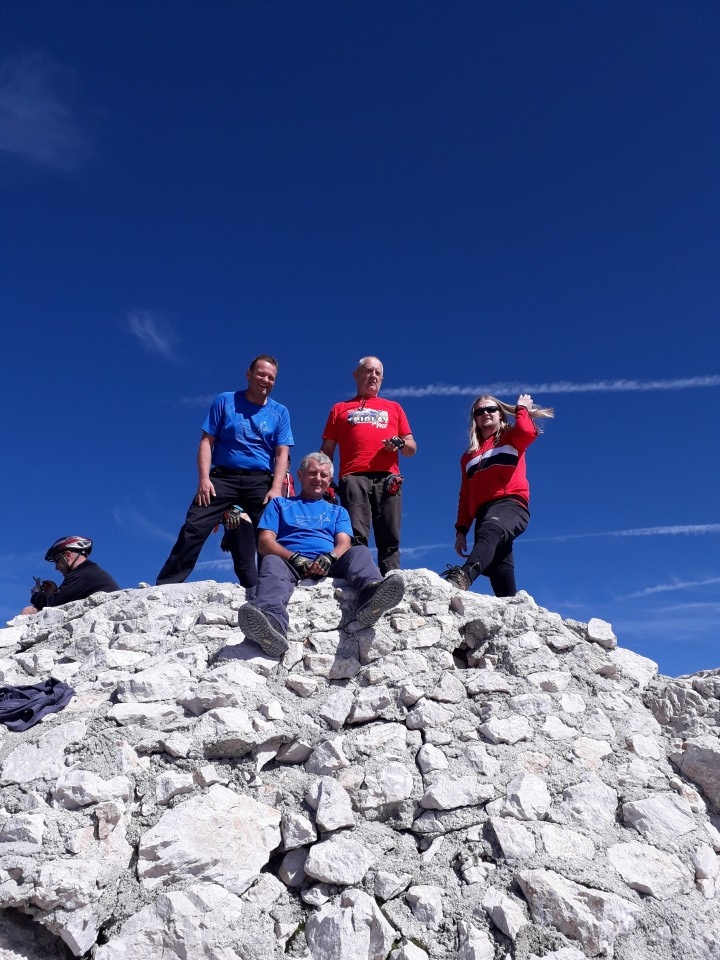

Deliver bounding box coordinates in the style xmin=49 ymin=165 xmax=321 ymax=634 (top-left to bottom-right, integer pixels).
xmin=322 ymin=397 xmax=412 ymax=477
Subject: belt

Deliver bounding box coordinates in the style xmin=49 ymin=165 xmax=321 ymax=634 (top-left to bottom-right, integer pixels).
xmin=211 ymin=467 xmax=272 ymax=477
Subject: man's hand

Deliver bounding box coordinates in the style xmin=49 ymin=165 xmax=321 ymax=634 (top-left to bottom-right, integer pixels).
xmin=288 ymin=553 xmax=314 ymax=578
xmin=454 ymin=533 xmax=468 ymax=558
xmin=308 ymin=552 xmax=337 ymax=578
xmin=222 ymin=506 xmax=249 ymax=529
xmin=383 ymin=436 xmax=406 ymax=451
xmin=263 ymin=485 xmax=283 ymax=505
xmin=195 ymin=478 xmax=216 ymax=507
xmin=39 ymin=579 xmax=58 ymax=594
xmin=516 ymin=394 xmax=533 ymax=410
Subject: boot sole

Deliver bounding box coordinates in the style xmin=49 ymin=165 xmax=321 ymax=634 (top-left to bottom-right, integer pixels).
xmin=356 ymin=575 xmax=405 ymax=627
xmin=237 ymin=605 xmax=289 ymax=658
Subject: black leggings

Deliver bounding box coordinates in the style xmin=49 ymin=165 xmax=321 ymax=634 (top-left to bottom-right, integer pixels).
xmin=463 ymin=498 xmax=529 ymax=597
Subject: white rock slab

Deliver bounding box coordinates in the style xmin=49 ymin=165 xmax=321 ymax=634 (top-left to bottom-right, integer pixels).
xmin=420 ymin=776 xmax=494 ymax=810
xmin=607 ymin=647 xmax=657 ymax=688
xmin=490 ymin=817 xmax=536 ymax=862
xmin=305 ymin=835 xmax=374 ymax=885
xmin=607 ymin=841 xmax=691 ymax=899
xmin=1 ymin=720 xmax=87 ymax=785
xmin=479 ymin=716 xmax=532 ymax=745
xmin=406 ymin=884 xmax=443 ymax=930
xmin=560 ymin=776 xmax=618 ymax=831
xmin=538 ymin=823 xmax=595 ymax=860
xmin=137 ymin=784 xmax=280 ymax=894
xmin=362 ymin=761 xmax=414 ymax=808
xmin=305 ymin=888 xmax=396 ymax=960
xmin=457 ymin=920 xmax=494 ymax=960
xmin=587 ymin=618 xmax=617 ymax=650
xmin=307 ymin=778 xmax=355 ymax=831
xmin=482 ymin=886 xmax=528 ymax=940
xmin=502 ymin=772 xmax=552 ymax=821
xmin=95 ymin=881 xmax=246 ymax=960
xmin=622 ymin=793 xmax=696 ymax=846
xmin=52 ymin=770 xmax=132 ymax=810
xmin=518 ymin=868 xmax=639 ymax=956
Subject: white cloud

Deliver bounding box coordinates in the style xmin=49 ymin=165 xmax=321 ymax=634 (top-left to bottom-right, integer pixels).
xmin=385 ymin=374 xmax=720 ymax=399
xmin=179 ymin=394 xmax=216 ymax=408
xmin=195 ymin=558 xmax=234 ymax=571
xmin=0 ymin=52 xmax=88 ymax=170
xmin=113 ymin=505 xmax=175 ymax=543
xmin=530 ymin=524 xmax=720 ymax=543
xmin=127 ymin=310 xmax=179 ymax=362
xmin=621 ymin=576 xmax=720 ymax=600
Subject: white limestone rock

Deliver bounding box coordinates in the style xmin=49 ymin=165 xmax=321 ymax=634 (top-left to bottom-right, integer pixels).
xmin=137 ymin=784 xmax=281 ymax=894
xmin=1 ymin=720 xmax=87 ymax=785
xmin=304 ymin=835 xmax=375 ymax=885
xmin=416 ymin=743 xmax=448 ymax=774
xmin=607 ymin=840 xmax=691 ymax=899
xmin=622 ymin=793 xmax=696 ymax=846
xmin=375 ymin=870 xmax=413 ymax=900
xmin=282 ymin=811 xmax=317 ymax=850
xmin=490 ymin=816 xmax=536 ymax=861
xmin=586 ymin=618 xmax=617 ymax=650
xmin=361 ymin=761 xmax=415 ymax=808
xmin=95 ymin=882 xmax=247 ymax=960
xmin=538 ymin=823 xmax=595 ymax=861
xmin=456 ymin=920 xmax=494 ymax=960
xmin=420 ymin=776 xmax=494 ymax=811
xmin=607 ymin=647 xmax=658 ymax=688
xmin=482 ymin=886 xmax=528 ymax=940
xmin=517 ymin=868 xmax=639 ymax=956
xmin=305 ymin=888 xmax=397 ymax=960
xmin=52 ymin=770 xmax=132 ymax=810
xmin=672 ymin=736 xmax=720 ymax=810
xmin=501 ymin=772 xmax=552 ymax=821
xmin=406 ymin=884 xmax=443 ymax=930
xmin=307 ymin=777 xmax=355 ymax=831
xmin=560 ymin=776 xmax=618 ymax=832
xmin=479 ymin=716 xmax=532 ymax=745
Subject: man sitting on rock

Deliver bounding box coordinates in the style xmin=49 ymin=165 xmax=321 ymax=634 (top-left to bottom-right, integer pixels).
xmin=20 ymin=536 xmax=120 ymax=615
xmin=237 ymin=452 xmax=405 ymax=657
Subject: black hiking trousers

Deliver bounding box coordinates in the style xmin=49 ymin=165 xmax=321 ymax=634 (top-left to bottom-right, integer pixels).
xmin=156 ymin=468 xmax=271 ymax=587
xmin=463 ymin=497 xmax=529 ymax=597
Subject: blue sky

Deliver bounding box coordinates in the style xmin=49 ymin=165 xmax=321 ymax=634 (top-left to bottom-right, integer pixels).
xmin=1 ymin=1 xmax=719 ymax=678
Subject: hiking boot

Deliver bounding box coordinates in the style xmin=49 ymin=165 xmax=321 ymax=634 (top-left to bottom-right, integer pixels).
xmin=356 ymin=574 xmax=405 ymax=627
xmin=441 ymin=565 xmax=471 ymax=590
xmin=237 ymin=604 xmax=289 ymax=657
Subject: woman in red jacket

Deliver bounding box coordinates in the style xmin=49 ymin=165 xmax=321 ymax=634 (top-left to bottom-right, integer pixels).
xmin=442 ymin=393 xmax=553 ymax=597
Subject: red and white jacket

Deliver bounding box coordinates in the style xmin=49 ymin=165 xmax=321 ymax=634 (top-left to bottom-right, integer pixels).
xmin=455 ymin=407 xmax=538 ymax=533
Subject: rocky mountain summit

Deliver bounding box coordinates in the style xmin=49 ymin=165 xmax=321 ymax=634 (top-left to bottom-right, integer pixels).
xmin=0 ymin=571 xmax=719 ymax=960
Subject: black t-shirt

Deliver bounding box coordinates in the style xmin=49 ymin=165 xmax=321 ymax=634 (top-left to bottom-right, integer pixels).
xmin=36 ymin=560 xmax=120 ymax=609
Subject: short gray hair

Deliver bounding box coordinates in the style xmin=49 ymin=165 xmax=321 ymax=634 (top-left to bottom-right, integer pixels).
xmin=355 ymin=355 xmax=383 ymax=375
xmin=298 ymin=451 xmax=334 ymax=478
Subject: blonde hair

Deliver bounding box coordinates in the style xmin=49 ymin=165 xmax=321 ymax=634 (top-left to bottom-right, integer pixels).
xmin=467 ymin=395 xmax=555 ymax=453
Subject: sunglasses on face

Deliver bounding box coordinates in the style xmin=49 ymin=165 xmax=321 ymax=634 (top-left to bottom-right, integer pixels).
xmin=474 ymin=405 xmax=499 ymax=416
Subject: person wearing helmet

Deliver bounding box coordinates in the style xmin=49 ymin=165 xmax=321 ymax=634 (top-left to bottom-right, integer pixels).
xmin=19 ymin=536 xmax=120 ymax=615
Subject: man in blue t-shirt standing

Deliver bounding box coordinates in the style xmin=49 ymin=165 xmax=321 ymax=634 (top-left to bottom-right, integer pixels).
xmin=237 ymin=451 xmax=405 ymax=657
xmin=157 ymin=355 xmax=294 ymax=589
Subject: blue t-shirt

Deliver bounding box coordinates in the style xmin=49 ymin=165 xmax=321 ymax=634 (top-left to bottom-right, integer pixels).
xmin=202 ymin=392 xmax=294 ymax=471
xmin=259 ymin=496 xmax=353 ymax=557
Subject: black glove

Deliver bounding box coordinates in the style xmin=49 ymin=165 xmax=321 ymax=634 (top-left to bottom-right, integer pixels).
xmin=313 ymin=552 xmax=337 ymax=577
xmin=288 ymin=553 xmax=313 ymax=578
xmin=222 ymin=505 xmax=249 ymax=529
xmin=30 ymin=577 xmax=57 ymax=611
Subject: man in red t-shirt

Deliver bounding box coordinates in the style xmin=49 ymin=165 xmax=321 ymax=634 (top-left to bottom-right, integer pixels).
xmin=321 ymin=356 xmax=417 ymax=574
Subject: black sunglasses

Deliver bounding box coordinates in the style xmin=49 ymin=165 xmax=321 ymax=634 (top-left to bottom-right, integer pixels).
xmin=474 ymin=405 xmax=499 ymax=416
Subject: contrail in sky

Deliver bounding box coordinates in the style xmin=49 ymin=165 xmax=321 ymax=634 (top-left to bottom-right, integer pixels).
xmin=385 ymin=375 xmax=720 ymax=398
xmin=622 ymin=576 xmax=720 ymax=599
xmin=530 ymin=524 xmax=720 ymax=543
